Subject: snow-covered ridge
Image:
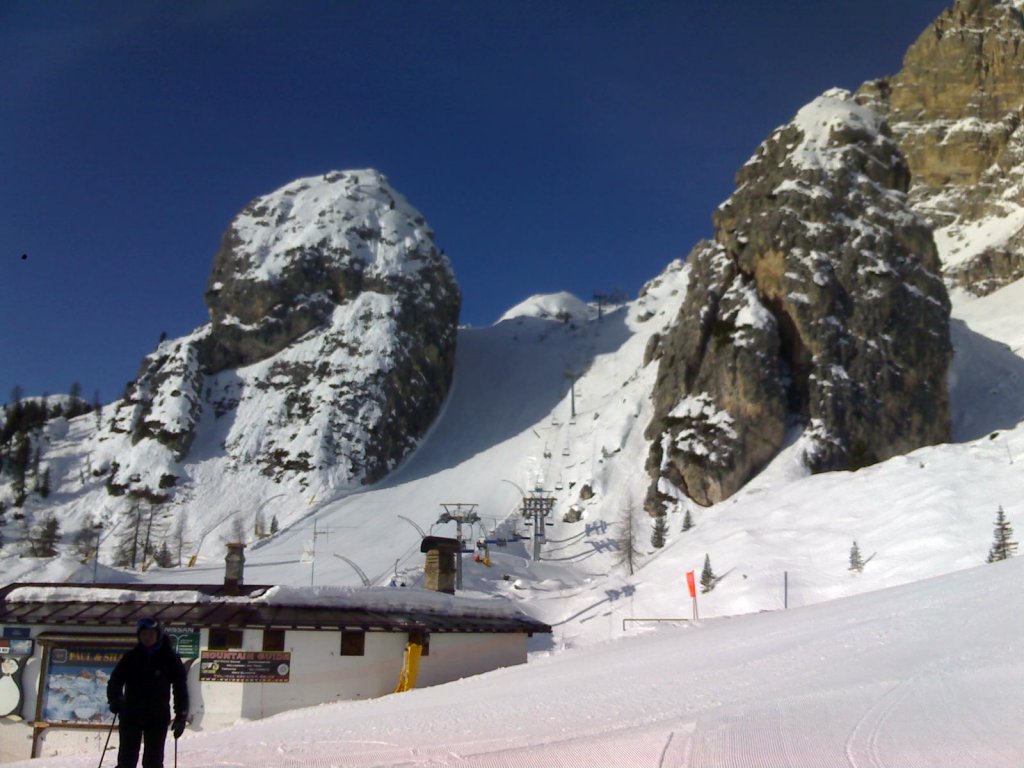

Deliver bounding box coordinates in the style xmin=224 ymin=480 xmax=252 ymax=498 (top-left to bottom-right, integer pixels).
xmin=497 ymin=291 xmax=596 ymax=324
xmin=783 ymin=88 xmax=889 ymax=173
xmin=230 ymin=169 xmax=438 ymax=282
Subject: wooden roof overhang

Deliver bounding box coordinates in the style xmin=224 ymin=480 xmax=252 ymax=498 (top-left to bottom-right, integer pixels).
xmin=0 ymin=583 xmax=552 ymax=636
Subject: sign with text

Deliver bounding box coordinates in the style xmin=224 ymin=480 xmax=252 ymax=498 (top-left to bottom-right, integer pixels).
xmin=199 ymin=650 xmax=291 ymax=683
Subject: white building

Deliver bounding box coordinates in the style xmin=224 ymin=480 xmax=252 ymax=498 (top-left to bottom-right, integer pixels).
xmin=0 ymin=540 xmax=549 ymax=762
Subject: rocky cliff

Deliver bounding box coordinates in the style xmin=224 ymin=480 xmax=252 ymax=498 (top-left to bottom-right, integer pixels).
xmin=646 ymin=90 xmax=952 ymax=509
xmin=98 ymin=170 xmax=460 ymax=499
xmin=857 ymin=0 xmax=1024 ymax=294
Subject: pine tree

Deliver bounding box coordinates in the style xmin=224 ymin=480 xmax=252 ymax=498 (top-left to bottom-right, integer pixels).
xmin=700 ymin=554 xmax=716 ymax=593
xmin=37 ymin=467 xmax=51 ymax=498
xmin=270 ymin=515 xmax=280 ymax=534
xmin=27 ymin=513 xmax=60 ymax=557
xmin=153 ymin=540 xmax=175 ymax=568
xmin=849 ymin=541 xmax=865 ymax=573
xmin=651 ymin=513 xmax=668 ymax=548
xmin=681 ymin=508 xmax=694 ymax=532
xmin=986 ymin=506 xmax=1018 ymax=563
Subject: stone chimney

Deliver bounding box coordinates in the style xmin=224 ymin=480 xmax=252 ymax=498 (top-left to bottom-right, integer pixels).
xmin=224 ymin=542 xmax=245 ymax=594
xmin=419 ymin=536 xmax=459 ymax=594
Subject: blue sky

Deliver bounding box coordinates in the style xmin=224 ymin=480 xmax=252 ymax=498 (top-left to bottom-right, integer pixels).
xmin=1 ymin=0 xmax=949 ymax=406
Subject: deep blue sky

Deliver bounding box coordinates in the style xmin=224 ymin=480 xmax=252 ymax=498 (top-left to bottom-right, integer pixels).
xmin=2 ymin=0 xmax=949 ymax=406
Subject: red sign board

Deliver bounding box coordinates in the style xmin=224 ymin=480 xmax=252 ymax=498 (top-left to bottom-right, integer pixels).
xmin=686 ymin=570 xmax=696 ymax=598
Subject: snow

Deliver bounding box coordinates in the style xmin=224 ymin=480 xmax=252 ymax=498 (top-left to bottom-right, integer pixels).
xmin=785 ymin=88 xmax=887 ymax=173
xmin=4 ymin=250 xmax=1024 ymax=764
xmin=15 ymin=558 xmax=1024 ymax=767
xmin=230 ymin=170 xmax=435 ymax=283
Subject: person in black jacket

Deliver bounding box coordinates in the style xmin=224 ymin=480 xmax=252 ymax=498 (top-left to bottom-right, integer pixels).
xmin=107 ymin=617 xmax=189 ymax=768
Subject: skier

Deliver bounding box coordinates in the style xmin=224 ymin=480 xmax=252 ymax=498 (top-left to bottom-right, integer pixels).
xmin=107 ymin=617 xmax=189 ymax=768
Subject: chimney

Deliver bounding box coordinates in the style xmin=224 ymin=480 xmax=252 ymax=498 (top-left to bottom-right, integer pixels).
xmin=419 ymin=536 xmax=459 ymax=594
xmin=224 ymin=542 xmax=245 ymax=594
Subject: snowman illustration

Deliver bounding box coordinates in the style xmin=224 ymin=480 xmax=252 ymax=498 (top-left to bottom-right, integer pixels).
xmin=0 ymin=657 xmax=21 ymax=718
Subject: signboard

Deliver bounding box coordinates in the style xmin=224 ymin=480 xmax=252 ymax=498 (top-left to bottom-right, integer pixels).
xmin=686 ymin=570 xmax=696 ymax=598
xmin=165 ymin=628 xmax=200 ymax=660
xmin=42 ymin=646 xmax=124 ymax=724
xmin=0 ymin=638 xmax=32 ymax=718
xmin=199 ymin=651 xmax=290 ymax=683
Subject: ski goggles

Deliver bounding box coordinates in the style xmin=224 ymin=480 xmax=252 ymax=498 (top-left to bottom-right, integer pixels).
xmin=136 ymin=617 xmax=160 ymax=631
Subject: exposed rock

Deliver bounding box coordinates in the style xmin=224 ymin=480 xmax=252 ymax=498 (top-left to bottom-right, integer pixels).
xmin=646 ymin=90 xmax=952 ymax=509
xmin=99 ymin=170 xmax=460 ymax=498
xmin=857 ymin=0 xmax=1024 ymax=294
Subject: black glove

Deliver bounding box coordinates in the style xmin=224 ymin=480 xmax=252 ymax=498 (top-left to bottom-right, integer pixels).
xmin=109 ymin=698 xmax=122 ymax=715
xmin=172 ymin=715 xmax=186 ymax=739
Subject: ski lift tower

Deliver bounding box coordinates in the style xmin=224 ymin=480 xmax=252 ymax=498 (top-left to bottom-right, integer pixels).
xmin=522 ymin=492 xmax=556 ymax=560
xmin=437 ymin=503 xmax=480 ymax=590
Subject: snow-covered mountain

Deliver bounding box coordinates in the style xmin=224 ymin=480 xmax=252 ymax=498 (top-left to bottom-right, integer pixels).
xmin=2 ymin=1 xmax=1024 ymax=762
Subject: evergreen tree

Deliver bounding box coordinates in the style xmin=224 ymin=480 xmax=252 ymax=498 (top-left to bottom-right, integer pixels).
xmin=27 ymin=513 xmax=60 ymax=557
xmin=700 ymin=553 xmax=716 ymax=593
xmin=986 ymin=506 xmax=1018 ymax=563
xmin=37 ymin=467 xmax=51 ymax=498
xmin=93 ymin=392 xmax=103 ymax=430
xmin=71 ymin=520 xmax=101 ymax=563
xmin=270 ymin=515 xmax=280 ymax=534
xmin=849 ymin=540 xmax=865 ymax=573
xmin=681 ymin=508 xmax=694 ymax=532
xmin=153 ymin=540 xmax=175 ymax=568
xmin=651 ymin=513 xmax=668 ymax=549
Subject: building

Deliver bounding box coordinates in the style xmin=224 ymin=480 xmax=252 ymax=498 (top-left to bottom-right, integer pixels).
xmin=0 ymin=540 xmax=550 ymax=761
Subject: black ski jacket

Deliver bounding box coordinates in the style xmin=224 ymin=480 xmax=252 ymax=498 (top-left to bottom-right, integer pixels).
xmin=107 ymin=636 xmax=188 ymax=726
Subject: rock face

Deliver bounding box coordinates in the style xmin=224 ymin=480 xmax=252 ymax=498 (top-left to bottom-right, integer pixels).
xmin=101 ymin=170 xmax=460 ymax=498
xmin=646 ymin=90 xmax=952 ymax=509
xmin=857 ymin=0 xmax=1024 ymax=294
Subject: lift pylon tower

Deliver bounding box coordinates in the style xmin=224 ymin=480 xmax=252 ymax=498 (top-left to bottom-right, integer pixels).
xmin=522 ymin=493 xmax=555 ymax=560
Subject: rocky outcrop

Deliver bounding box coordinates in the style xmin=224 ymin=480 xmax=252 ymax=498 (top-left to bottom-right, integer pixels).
xmin=99 ymin=170 xmax=460 ymax=498
xmin=646 ymin=90 xmax=952 ymax=509
xmin=857 ymin=0 xmax=1024 ymax=294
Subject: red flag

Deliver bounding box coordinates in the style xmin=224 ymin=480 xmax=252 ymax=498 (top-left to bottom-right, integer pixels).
xmin=686 ymin=570 xmax=696 ymax=598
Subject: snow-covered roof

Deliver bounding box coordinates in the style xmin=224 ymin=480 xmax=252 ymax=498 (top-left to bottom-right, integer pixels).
xmin=0 ymin=582 xmax=551 ymax=635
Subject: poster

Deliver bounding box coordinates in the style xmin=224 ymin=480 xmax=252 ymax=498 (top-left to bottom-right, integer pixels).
xmin=0 ymin=637 xmax=33 ymax=718
xmin=42 ymin=646 xmax=124 ymax=724
xmin=199 ymin=650 xmax=290 ymax=683
xmin=165 ymin=628 xmax=200 ymax=660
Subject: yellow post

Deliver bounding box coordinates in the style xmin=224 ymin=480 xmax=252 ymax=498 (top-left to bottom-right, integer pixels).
xmin=394 ymin=641 xmax=423 ymax=693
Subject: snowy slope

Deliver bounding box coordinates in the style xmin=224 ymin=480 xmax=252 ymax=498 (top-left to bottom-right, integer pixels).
xmin=15 ymin=556 xmax=1024 ymax=767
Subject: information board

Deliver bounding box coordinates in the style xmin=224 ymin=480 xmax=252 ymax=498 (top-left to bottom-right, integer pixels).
xmin=198 ymin=650 xmax=290 ymax=683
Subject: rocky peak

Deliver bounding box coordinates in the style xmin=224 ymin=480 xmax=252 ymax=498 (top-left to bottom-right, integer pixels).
xmin=646 ymin=90 xmax=952 ymax=509
xmin=857 ymin=0 xmax=1024 ymax=293
xmin=97 ymin=170 xmax=460 ymax=500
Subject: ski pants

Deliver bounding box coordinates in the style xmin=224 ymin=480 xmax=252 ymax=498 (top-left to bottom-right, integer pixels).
xmin=117 ymin=719 xmax=168 ymax=768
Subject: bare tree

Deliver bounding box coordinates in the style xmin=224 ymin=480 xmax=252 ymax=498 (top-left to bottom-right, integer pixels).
xmin=616 ymin=499 xmax=642 ymax=576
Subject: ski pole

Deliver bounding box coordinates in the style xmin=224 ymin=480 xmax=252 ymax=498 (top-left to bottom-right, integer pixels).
xmin=98 ymin=713 xmax=117 ymax=768
xmin=174 ymin=732 xmax=178 ymax=768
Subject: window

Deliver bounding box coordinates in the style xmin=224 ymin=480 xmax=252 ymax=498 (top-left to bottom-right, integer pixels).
xmin=340 ymin=630 xmax=365 ymax=656
xmin=262 ymin=629 xmax=285 ymax=652
xmin=207 ymin=627 xmax=244 ymax=650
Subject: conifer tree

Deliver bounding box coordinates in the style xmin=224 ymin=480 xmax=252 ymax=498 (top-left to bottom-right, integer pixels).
xmin=986 ymin=506 xmax=1018 ymax=563
xmin=849 ymin=540 xmax=865 ymax=573
xmin=153 ymin=540 xmax=175 ymax=568
xmin=681 ymin=508 xmax=694 ymax=532
xmin=651 ymin=513 xmax=668 ymax=548
xmin=270 ymin=515 xmax=279 ymax=534
xmin=700 ymin=553 xmax=716 ymax=593
xmin=27 ymin=513 xmax=60 ymax=557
